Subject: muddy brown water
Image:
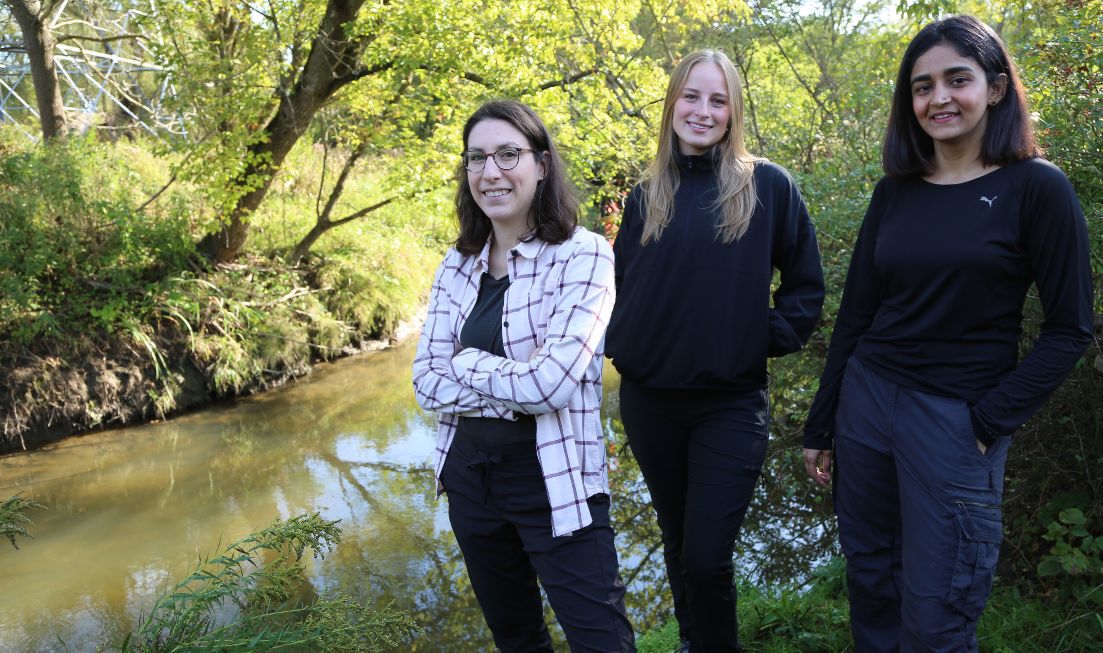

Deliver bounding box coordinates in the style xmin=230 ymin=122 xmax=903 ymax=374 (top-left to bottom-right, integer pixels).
xmin=0 ymin=344 xmax=836 ymax=652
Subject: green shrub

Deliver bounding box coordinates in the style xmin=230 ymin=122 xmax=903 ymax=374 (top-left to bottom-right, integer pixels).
xmin=98 ymin=513 xmax=422 ymax=653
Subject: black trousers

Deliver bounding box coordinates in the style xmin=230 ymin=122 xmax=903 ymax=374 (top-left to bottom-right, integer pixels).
xmin=441 ymin=429 xmax=636 ymax=653
xmin=619 ymin=380 xmax=769 ymax=653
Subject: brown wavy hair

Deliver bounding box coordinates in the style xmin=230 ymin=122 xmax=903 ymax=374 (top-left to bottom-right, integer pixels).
xmin=883 ymin=15 xmax=1039 ymax=178
xmin=641 ymin=49 xmax=759 ymax=245
xmin=454 ymin=101 xmax=578 ymax=257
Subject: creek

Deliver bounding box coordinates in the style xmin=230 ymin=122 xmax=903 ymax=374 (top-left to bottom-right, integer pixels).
xmin=0 ymin=344 xmax=837 ymax=652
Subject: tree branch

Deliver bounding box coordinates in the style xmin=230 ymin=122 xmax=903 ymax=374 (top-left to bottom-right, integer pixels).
xmin=55 ymin=33 xmax=146 ymax=45
xmin=535 ymin=66 xmax=599 ymax=91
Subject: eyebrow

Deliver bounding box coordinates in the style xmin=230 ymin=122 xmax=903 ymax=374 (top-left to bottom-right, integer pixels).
xmin=468 ymin=142 xmax=524 ymax=152
xmin=682 ymin=86 xmax=729 ymax=98
xmin=911 ymin=65 xmax=976 ymax=84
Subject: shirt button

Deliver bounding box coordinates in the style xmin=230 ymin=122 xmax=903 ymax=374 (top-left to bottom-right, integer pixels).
xmin=510 ymin=249 xmax=518 ymax=256
xmin=503 ymin=321 xmax=509 ymax=328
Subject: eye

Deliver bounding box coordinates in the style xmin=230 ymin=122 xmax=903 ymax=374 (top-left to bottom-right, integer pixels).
xmin=683 ymin=92 xmax=698 ymax=101
xmin=711 ymin=98 xmax=726 ymax=106
xmin=950 ymin=75 xmax=971 ymax=85
xmin=913 ymin=83 xmax=932 ymax=94
xmin=468 ymin=152 xmax=486 ymax=163
xmin=497 ymin=148 xmax=519 ymax=162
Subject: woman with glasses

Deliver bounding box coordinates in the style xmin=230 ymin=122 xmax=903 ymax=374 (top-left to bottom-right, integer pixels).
xmin=802 ymin=16 xmax=1092 ymax=652
xmin=605 ymin=50 xmax=825 ymax=652
xmin=412 ymin=100 xmax=635 ymax=653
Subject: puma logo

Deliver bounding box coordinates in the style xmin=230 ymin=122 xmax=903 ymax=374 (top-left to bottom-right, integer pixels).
xmin=980 ymin=196 xmax=997 ymax=207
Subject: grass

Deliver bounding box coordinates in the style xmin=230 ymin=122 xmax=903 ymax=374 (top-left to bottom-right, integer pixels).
xmin=634 ymin=558 xmax=1103 ymax=653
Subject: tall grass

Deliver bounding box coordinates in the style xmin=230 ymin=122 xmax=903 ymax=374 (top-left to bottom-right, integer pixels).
xmin=98 ymin=513 xmax=423 ymax=653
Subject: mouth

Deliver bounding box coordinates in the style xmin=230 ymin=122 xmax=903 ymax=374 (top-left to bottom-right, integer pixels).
xmin=483 ymin=189 xmax=511 ymax=198
xmin=930 ymin=111 xmax=958 ymax=122
xmin=687 ymin=121 xmax=712 ymax=133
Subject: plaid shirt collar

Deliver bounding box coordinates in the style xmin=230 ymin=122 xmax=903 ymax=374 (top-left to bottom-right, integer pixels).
xmin=472 ymin=232 xmax=548 ymax=279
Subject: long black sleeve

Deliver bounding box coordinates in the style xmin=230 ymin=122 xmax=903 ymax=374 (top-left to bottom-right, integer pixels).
xmin=970 ymin=161 xmax=1094 ymax=442
xmin=803 ymin=182 xmax=886 ymax=449
xmin=768 ymin=169 xmax=830 ymax=357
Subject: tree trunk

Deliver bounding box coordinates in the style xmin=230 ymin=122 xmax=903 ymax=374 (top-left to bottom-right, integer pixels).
xmin=209 ymin=0 xmax=376 ymax=263
xmin=4 ymin=0 xmax=67 ymax=140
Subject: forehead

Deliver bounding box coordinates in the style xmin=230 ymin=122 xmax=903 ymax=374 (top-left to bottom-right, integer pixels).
xmin=682 ymin=62 xmax=728 ymax=93
xmin=911 ymin=43 xmax=982 ymax=77
xmin=467 ymin=118 xmax=531 ymax=150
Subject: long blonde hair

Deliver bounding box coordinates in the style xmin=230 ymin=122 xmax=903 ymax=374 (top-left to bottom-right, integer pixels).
xmin=641 ymin=50 xmax=759 ymax=245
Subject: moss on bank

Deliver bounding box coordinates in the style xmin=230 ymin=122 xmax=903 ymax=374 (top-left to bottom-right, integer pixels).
xmin=0 ymin=131 xmax=446 ymax=453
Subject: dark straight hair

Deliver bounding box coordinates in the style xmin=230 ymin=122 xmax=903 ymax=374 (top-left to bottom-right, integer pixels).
xmin=454 ymin=101 xmax=578 ymax=257
xmin=882 ymin=15 xmax=1039 ymax=178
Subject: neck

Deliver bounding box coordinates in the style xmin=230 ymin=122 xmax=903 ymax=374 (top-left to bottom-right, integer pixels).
xmin=490 ymin=217 xmax=532 ymax=251
xmin=927 ymin=134 xmax=992 ymax=185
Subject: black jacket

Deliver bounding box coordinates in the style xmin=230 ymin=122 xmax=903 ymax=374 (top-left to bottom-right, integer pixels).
xmin=606 ymin=151 xmax=825 ymax=389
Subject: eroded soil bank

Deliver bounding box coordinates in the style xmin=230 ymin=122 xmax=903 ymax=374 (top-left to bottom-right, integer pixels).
xmin=0 ymin=308 xmax=426 ymax=454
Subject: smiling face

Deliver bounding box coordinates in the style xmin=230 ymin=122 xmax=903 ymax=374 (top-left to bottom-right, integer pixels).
xmin=671 ymin=62 xmax=731 ymax=156
xmin=466 ymin=118 xmax=548 ymax=233
xmin=911 ymin=43 xmax=1007 ymax=150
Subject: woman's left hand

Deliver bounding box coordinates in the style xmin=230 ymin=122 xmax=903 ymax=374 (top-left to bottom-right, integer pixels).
xmin=803 ymin=448 xmax=832 ymax=488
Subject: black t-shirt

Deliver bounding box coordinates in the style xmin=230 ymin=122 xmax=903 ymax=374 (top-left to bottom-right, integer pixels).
xmin=457 ymin=272 xmax=536 ymax=444
xmin=805 ymin=158 xmax=1094 ymax=448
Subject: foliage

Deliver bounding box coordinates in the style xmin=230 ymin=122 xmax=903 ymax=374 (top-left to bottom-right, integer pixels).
xmin=0 ymin=132 xmax=193 ymax=344
xmin=0 ymin=131 xmax=442 ymax=443
xmin=100 ymin=513 xmax=423 ymax=653
xmin=0 ymin=491 xmax=45 ymax=550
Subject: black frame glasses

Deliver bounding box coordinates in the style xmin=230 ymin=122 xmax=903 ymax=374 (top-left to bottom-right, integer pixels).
xmin=462 ymin=147 xmax=534 ymax=172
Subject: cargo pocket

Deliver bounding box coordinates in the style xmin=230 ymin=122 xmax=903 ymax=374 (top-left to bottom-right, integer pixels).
xmin=944 ymin=499 xmax=1003 ymax=619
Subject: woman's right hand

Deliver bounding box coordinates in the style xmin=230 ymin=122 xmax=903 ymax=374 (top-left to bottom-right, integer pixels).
xmin=803 ymin=448 xmax=832 ymax=488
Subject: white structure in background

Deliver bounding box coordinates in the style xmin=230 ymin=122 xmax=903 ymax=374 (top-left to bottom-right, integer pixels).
xmin=0 ymin=0 xmax=184 ymax=142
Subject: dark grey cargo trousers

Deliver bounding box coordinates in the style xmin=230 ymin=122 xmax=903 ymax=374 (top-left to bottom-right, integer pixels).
xmin=835 ymin=357 xmax=1010 ymax=653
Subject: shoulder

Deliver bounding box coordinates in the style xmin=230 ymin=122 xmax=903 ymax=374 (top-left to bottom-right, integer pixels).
xmin=548 ymin=227 xmax=615 ymax=274
xmin=1006 ymin=156 xmax=1074 ymax=190
xmin=437 ymin=247 xmax=474 ymax=281
xmin=564 ymin=226 xmax=614 ymax=258
xmin=440 ymin=246 xmax=470 ymax=269
xmin=753 ymin=158 xmax=798 ymax=188
xmin=624 ymin=182 xmax=646 ymax=212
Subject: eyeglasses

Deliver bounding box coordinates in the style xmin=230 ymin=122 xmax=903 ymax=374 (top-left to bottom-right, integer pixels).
xmin=462 ymin=147 xmax=534 ymax=172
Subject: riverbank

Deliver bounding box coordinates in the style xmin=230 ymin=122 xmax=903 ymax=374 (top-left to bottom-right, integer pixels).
xmin=0 ymin=131 xmax=444 ymax=455
xmin=0 ymin=299 xmax=427 ymax=454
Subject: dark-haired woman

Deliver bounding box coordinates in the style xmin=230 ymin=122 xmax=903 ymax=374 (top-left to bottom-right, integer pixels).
xmin=803 ymin=16 xmax=1093 ymax=653
xmin=606 ymin=50 xmax=825 ymax=653
xmin=412 ymin=100 xmax=634 ymax=653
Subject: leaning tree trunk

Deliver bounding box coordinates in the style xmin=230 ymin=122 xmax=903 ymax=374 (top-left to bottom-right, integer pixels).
xmin=209 ymin=0 xmax=378 ymax=263
xmin=4 ymin=0 xmax=67 ymax=140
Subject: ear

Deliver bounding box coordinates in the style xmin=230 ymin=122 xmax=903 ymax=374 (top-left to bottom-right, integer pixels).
xmin=538 ymin=150 xmax=550 ymax=180
xmin=989 ymin=73 xmax=1008 ymax=106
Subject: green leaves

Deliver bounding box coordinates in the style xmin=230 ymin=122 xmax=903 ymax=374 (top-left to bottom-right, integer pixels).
xmin=0 ymin=491 xmax=46 ymax=550
xmin=107 ymin=513 xmax=422 ymax=653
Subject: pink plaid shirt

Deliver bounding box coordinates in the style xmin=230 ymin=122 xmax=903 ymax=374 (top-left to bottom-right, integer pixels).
xmin=412 ymin=227 xmax=615 ymax=536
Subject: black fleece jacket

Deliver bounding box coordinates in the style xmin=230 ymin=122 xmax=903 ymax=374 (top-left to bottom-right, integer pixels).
xmin=804 ymin=158 xmax=1094 ymax=449
xmin=606 ymin=151 xmax=825 ymax=389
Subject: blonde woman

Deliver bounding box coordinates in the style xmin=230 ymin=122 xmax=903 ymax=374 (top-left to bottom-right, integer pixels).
xmin=606 ymin=50 xmax=825 ymax=652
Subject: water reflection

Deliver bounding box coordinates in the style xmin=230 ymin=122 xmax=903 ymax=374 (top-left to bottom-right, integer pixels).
xmin=0 ymin=344 xmax=836 ymax=652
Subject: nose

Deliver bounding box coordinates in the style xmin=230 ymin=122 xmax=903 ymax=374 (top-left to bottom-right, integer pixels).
xmin=482 ymin=155 xmax=503 ymax=180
